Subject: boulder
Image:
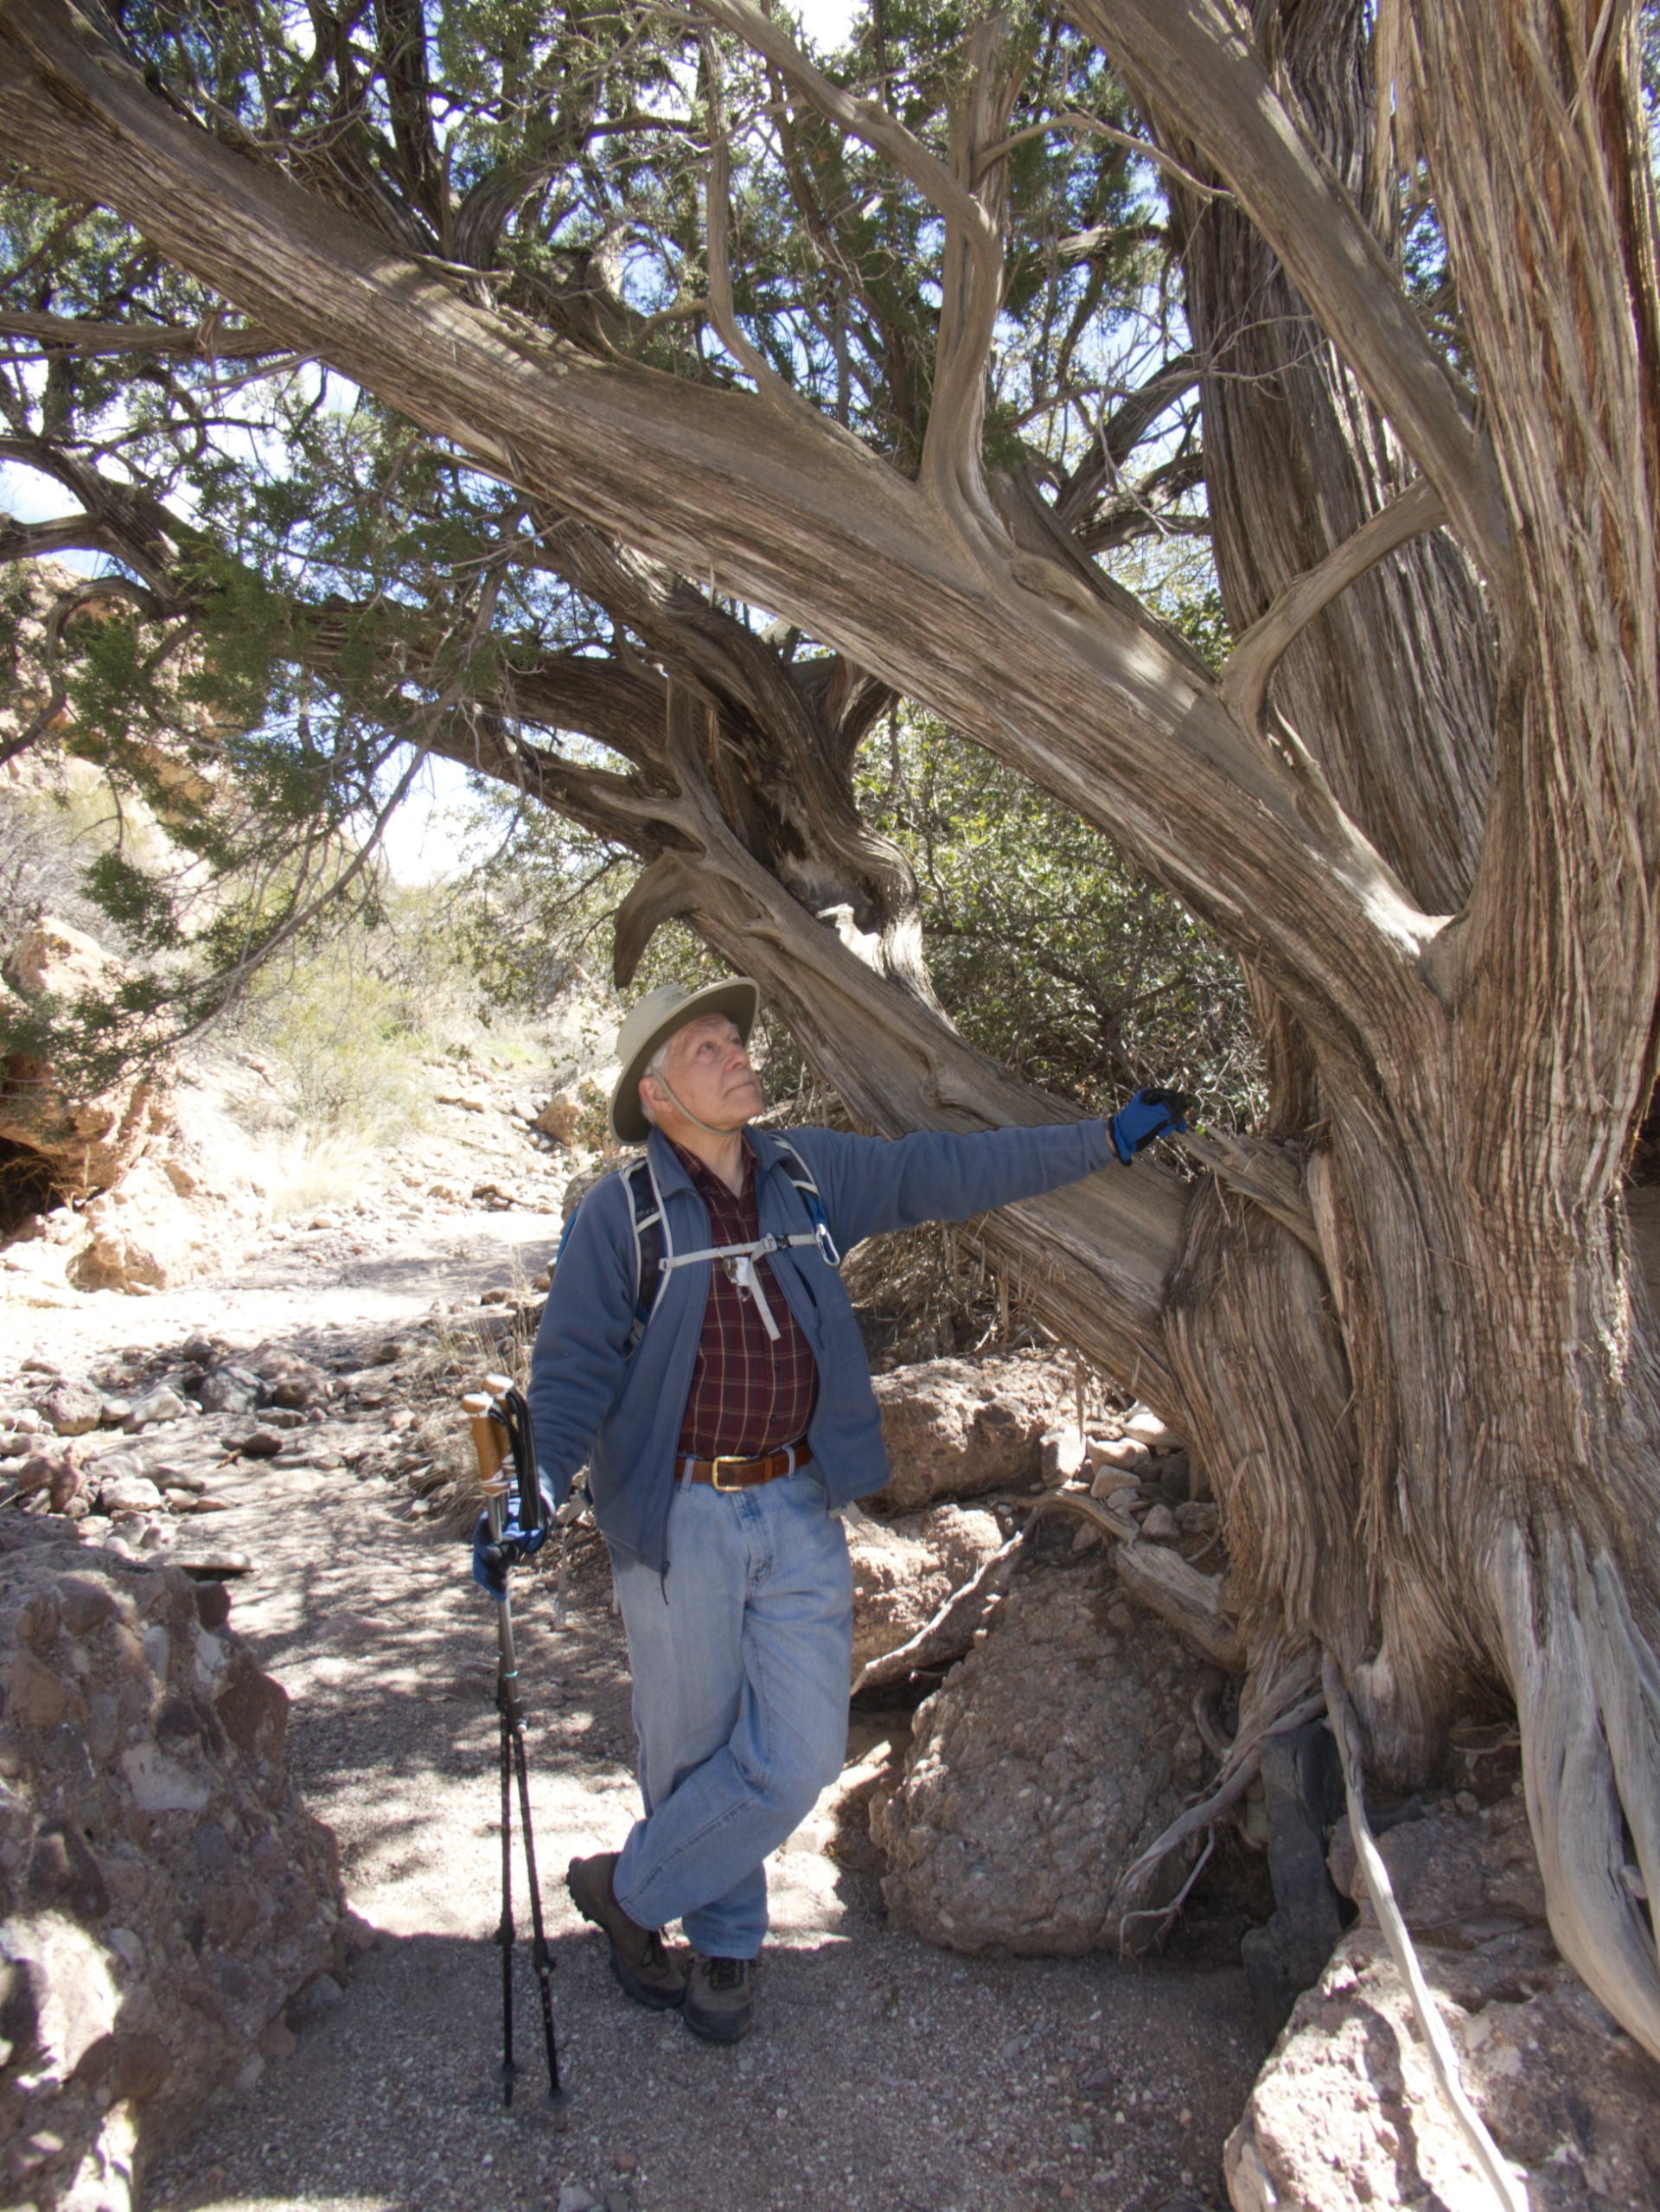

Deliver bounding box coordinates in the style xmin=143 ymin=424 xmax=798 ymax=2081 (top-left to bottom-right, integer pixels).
xmin=1227 ymin=1796 xmax=1660 ymax=2209
xmin=73 ymin=1156 xmax=256 ymax=1296
xmin=0 ymin=1529 xmax=342 ymax=2209
xmin=0 ymin=1046 xmax=273 ymax=1297
xmin=864 ymin=1356 xmax=1065 ymax=1512
xmin=3 ymin=917 xmax=113 ymax=1002
xmin=848 ymin=1506 xmax=1005 ymax=1678
xmin=532 ymin=1092 xmax=582 ymax=1143
xmin=869 ymin=1556 xmax=1216 ymax=1953
xmin=40 ymin=1381 xmax=103 ymax=1438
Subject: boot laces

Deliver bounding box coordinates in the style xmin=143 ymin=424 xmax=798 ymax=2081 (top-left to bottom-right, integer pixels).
xmin=705 ymin=1955 xmax=747 ymax=1991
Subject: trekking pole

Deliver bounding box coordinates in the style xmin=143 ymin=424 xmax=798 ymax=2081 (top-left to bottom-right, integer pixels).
xmin=463 ymin=1383 xmax=569 ymax=2116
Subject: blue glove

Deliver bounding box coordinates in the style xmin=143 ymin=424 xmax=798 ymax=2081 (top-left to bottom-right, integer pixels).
xmin=471 ymin=1509 xmax=548 ymax=1597
xmin=1109 ymin=1087 xmax=1191 ymax=1166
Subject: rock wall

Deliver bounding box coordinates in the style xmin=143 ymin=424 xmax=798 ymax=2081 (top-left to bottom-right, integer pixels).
xmin=0 ymin=1525 xmax=343 ymax=2209
xmin=0 ymin=921 xmax=271 ymax=1296
xmin=870 ymin=1554 xmax=1219 ymax=1955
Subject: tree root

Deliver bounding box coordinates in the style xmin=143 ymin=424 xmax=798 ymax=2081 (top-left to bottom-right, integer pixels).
xmin=1323 ymin=1654 xmax=1528 ymax=2212
xmin=1111 ymin=1639 xmax=1323 ymax=1934
xmin=1024 ymin=1490 xmax=1244 ymax=1670
xmin=1494 ymin=1521 xmax=1660 ymax=2062
xmin=852 ymin=1530 xmax=1025 ymax=1695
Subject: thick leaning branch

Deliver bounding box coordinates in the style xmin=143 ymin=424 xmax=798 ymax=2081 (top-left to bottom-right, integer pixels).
xmin=0 ymin=309 xmax=290 ymax=355
xmin=699 ymin=36 xmax=814 ymax=419
xmin=0 ymin=0 xmax=1446 ymax=1084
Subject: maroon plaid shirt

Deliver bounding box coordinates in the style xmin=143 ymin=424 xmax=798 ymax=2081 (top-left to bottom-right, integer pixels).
xmin=670 ymin=1136 xmax=819 ymax=1459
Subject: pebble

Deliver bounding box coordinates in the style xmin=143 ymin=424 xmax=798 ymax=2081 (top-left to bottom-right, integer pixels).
xmin=124 ymin=1385 xmax=191 ymax=1431
xmin=1088 ymin=1436 xmax=1150 ymax=1473
xmin=1141 ymin=1503 xmax=1180 ymax=1542
xmin=152 ymin=1466 xmax=207 ymax=1493
xmin=1040 ymin=1426 xmax=1088 ymax=1483
xmin=233 ymin=1431 xmax=284 ymax=1458
xmin=42 ymin=1380 xmax=103 ymax=1436
xmin=99 ymin=1474 xmax=167 ymax=1516
xmin=1123 ymin=1405 xmax=1182 ymax=1453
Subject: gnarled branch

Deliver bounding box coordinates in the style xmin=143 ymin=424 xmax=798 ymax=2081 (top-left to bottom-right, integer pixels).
xmin=1218 ymin=477 xmax=1448 ymax=738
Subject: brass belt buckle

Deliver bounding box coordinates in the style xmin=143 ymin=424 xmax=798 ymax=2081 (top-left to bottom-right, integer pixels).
xmin=711 ymin=1454 xmax=750 ymax=1491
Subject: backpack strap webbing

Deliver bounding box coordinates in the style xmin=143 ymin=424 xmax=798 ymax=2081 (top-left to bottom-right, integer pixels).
xmin=554 ymin=1138 xmax=840 ymax=1359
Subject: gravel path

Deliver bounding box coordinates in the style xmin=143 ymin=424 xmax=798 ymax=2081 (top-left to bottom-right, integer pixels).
xmin=3 ymin=1212 xmax=1265 ymax=2212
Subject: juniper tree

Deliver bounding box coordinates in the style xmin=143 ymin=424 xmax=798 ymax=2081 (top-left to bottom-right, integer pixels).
xmin=3 ymin=0 xmax=1660 ymax=2057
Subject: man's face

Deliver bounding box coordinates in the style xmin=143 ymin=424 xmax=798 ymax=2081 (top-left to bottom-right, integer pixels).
xmin=644 ymin=1013 xmax=764 ymax=1130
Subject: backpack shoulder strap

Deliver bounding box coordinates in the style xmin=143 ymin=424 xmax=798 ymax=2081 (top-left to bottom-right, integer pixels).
xmin=622 ymin=1156 xmax=668 ymax=1355
xmin=554 ymin=1155 xmax=667 ymax=1356
xmin=773 ymin=1138 xmax=842 ymax=1268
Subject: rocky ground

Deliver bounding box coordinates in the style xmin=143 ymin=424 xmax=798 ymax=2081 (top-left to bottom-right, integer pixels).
xmin=0 ymin=1193 xmax=1265 ymax=2212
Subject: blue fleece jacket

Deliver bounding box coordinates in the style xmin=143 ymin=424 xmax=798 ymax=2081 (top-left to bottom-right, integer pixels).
xmin=527 ymin=1117 xmax=1112 ymax=1573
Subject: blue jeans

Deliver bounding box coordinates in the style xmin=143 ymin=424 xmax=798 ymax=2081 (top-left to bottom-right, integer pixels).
xmin=610 ymin=1466 xmax=853 ymax=1959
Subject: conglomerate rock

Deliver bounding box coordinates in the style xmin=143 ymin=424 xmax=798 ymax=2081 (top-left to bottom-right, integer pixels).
xmin=0 ymin=1525 xmax=343 ymax=2209
xmin=1226 ymin=1795 xmax=1660 ymax=2210
xmin=870 ymin=1554 xmax=1216 ymax=1954
xmin=865 ymin=1355 xmax=1064 ymax=1512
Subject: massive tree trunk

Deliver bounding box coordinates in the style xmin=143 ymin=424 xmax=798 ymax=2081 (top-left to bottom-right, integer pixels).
xmin=4 ymin=0 xmax=1659 ymax=2053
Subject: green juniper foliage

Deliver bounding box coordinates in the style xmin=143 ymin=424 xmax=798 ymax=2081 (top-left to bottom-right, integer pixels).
xmin=1 ymin=0 xmax=1241 ymax=1122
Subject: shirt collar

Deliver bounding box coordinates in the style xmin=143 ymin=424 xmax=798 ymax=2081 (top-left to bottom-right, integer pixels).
xmin=665 ymin=1130 xmax=756 ymax=1199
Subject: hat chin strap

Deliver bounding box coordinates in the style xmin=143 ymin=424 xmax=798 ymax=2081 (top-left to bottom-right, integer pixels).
xmin=648 ymin=1071 xmax=751 ymax=1141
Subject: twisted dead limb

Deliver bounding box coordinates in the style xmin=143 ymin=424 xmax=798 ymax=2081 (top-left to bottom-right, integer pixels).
xmin=1114 ymin=1674 xmax=1325 ymax=1909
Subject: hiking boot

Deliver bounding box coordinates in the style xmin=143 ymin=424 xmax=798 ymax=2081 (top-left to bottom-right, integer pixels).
xmin=565 ymin=1852 xmax=687 ymax=2011
xmin=682 ymin=1953 xmax=755 ymax=2043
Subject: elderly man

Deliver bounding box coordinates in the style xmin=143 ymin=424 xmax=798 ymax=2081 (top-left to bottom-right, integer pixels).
xmin=521 ymin=977 xmax=1184 ymax=2043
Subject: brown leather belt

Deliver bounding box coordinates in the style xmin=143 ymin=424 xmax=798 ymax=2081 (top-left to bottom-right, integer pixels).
xmin=677 ymin=1439 xmax=813 ymax=1491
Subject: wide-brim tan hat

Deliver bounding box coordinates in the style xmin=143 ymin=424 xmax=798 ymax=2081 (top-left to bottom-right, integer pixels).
xmin=609 ymin=977 xmax=761 ymax=1143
